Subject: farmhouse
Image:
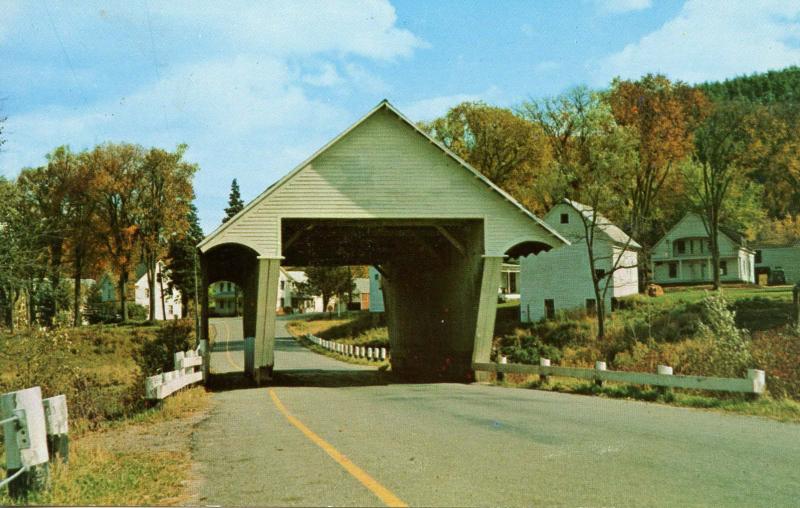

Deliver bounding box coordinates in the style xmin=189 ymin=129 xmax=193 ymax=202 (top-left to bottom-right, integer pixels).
xmin=520 ymin=199 xmax=640 ymax=322
xmin=651 ymin=212 xmax=755 ymax=285
xmin=197 ymin=99 xmax=568 ymax=382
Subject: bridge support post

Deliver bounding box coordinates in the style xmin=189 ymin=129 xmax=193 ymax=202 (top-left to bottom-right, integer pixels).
xmin=472 ymin=255 xmax=504 ymax=382
xmin=254 ymin=257 xmax=281 ymax=385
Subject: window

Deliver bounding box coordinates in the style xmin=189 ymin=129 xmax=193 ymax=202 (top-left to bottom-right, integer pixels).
xmin=144 ymin=288 xmax=150 ymax=298
xmin=755 ymin=250 xmax=762 ymax=264
xmin=586 ymin=299 xmax=597 ymax=315
xmin=676 ymin=240 xmax=685 ymax=255
xmin=280 ymin=280 xmax=285 ymax=290
xmin=375 ymin=273 xmax=380 ymax=280
xmin=509 ymin=272 xmax=518 ymax=293
xmin=594 ymin=268 xmax=606 ymax=281
xmin=689 ymin=239 xmax=694 ymax=254
xmin=720 ymin=260 xmax=728 ymax=276
xmin=700 ymin=240 xmax=705 ymax=253
xmin=544 ymin=299 xmax=555 ymax=320
xmin=560 ymin=213 xmax=569 ymax=224
xmin=669 ymin=262 xmax=678 ymax=278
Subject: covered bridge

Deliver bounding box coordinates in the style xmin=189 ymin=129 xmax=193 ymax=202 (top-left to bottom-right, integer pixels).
xmin=198 ymin=100 xmax=568 ymax=383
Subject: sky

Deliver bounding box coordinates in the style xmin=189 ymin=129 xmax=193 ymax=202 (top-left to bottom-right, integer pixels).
xmin=2 ymin=0 xmax=800 ymax=233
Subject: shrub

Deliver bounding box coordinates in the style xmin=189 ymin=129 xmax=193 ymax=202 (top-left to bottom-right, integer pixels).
xmin=128 ymin=303 xmax=148 ymax=321
xmin=696 ymin=293 xmax=752 ymax=378
xmin=496 ymin=329 xmax=562 ymax=364
xmin=134 ymin=319 xmax=195 ymax=377
xmin=0 ymin=327 xmax=123 ymax=425
xmin=751 ymin=327 xmax=800 ymax=399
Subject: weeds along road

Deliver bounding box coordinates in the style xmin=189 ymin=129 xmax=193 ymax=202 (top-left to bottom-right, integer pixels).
xmin=195 ymin=317 xmax=800 ymax=507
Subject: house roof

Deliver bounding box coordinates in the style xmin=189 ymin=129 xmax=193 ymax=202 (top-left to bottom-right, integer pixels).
xmin=198 ymin=99 xmax=569 ymax=252
xmin=562 ymin=199 xmax=642 ymax=249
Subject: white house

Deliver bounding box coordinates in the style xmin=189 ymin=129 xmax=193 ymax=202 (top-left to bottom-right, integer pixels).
xmin=368 ymin=267 xmax=385 ymax=312
xmin=211 ymin=269 xmax=324 ymax=316
xmin=498 ymin=263 xmax=520 ymax=302
xmin=520 ymin=200 xmax=640 ymax=322
xmin=651 ymin=213 xmax=755 ymax=285
xmin=134 ymin=261 xmax=182 ymax=320
xmin=279 ymin=269 xmax=324 ymax=313
xmin=754 ymin=243 xmax=800 ymax=285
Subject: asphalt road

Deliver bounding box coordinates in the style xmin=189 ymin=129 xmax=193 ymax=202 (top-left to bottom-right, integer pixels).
xmin=195 ymin=317 xmax=800 ymax=507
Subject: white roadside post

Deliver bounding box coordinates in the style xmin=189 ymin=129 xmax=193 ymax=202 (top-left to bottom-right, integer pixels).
xmin=595 ymin=361 xmax=607 ymax=387
xmin=0 ymin=387 xmax=50 ymax=498
xmin=539 ymin=358 xmax=551 ymax=384
xmin=367 ymin=348 xmax=373 ymax=361
xmin=748 ymin=369 xmax=766 ymax=398
xmin=657 ymin=365 xmax=673 ymax=397
xmin=42 ymin=395 xmax=69 ymax=463
xmin=380 ymin=348 xmax=387 ymax=361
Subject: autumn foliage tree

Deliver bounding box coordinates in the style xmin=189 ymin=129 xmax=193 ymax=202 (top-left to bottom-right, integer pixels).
xmin=138 ymin=145 xmax=197 ymax=321
xmin=608 ymin=74 xmax=710 ymax=286
xmin=421 ymin=102 xmax=554 ymax=214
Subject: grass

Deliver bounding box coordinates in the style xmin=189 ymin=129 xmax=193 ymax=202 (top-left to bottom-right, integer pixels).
xmin=657 ymin=284 xmax=794 ymax=304
xmin=289 ymin=329 xmax=390 ymax=369
xmin=0 ymin=386 xmax=211 ymax=506
xmin=494 ymin=374 xmax=800 ymax=423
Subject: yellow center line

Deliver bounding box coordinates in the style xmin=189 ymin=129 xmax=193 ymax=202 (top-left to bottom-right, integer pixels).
xmin=268 ymin=388 xmax=408 ymax=508
xmin=223 ymin=320 xmax=242 ymax=371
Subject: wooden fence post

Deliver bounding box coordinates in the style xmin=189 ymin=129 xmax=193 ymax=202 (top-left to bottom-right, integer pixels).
xmin=1 ymin=387 xmax=50 ymax=498
xmin=595 ymin=361 xmax=607 ymax=387
xmin=42 ymin=395 xmax=68 ymax=463
xmin=539 ymin=358 xmax=550 ymax=384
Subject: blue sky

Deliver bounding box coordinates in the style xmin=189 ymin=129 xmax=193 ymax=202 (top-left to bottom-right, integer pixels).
xmin=2 ymin=0 xmax=800 ymax=232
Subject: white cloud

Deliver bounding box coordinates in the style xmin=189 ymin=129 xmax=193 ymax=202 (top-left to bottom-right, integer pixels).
xmin=596 ymin=0 xmax=652 ymax=14
xmin=594 ymin=0 xmax=800 ymax=84
xmin=401 ymin=86 xmax=503 ymax=122
xmin=156 ymin=0 xmax=424 ymax=60
xmin=302 ymin=63 xmax=344 ymax=87
xmin=0 ymin=0 xmax=424 ymax=232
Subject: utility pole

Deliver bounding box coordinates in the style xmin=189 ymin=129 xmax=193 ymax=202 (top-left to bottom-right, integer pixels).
xmin=793 ymin=282 xmax=799 ymax=333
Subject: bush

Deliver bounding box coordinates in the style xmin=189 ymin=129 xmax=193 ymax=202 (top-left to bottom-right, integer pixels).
xmin=127 ymin=303 xmax=148 ymax=321
xmin=0 ymin=327 xmax=123 ymax=425
xmin=496 ymin=329 xmax=562 ymax=364
xmin=134 ymin=319 xmax=195 ymax=377
xmin=696 ymin=293 xmax=752 ymax=378
xmin=751 ymin=327 xmax=800 ymax=399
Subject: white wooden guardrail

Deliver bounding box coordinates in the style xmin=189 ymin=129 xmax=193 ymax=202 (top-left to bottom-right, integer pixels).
xmin=145 ymin=348 xmax=204 ymax=400
xmin=1 ymin=387 xmax=69 ymax=498
xmin=475 ymin=358 xmax=766 ymax=395
xmin=305 ymin=334 xmax=387 ymax=362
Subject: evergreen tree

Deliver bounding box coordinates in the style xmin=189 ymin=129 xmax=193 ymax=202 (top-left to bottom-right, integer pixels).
xmin=222 ymin=178 xmax=245 ymax=223
xmin=166 ymin=203 xmax=204 ymax=317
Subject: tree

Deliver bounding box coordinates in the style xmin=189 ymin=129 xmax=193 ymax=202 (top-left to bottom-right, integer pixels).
xmin=16 ymin=147 xmax=77 ymax=324
xmin=608 ymin=75 xmax=710 ymax=287
xmin=138 ymin=145 xmax=197 ymax=321
xmin=222 ymin=178 xmax=244 ymax=223
xmin=524 ymin=88 xmax=639 ymax=338
xmin=296 ymin=266 xmax=354 ymax=314
xmin=91 ymin=143 xmax=145 ymax=321
xmin=166 ymin=203 xmax=204 ymax=317
xmin=421 ymin=102 xmax=554 ymax=214
xmin=684 ymin=101 xmax=764 ymax=289
xmin=0 ymin=178 xmax=43 ymax=330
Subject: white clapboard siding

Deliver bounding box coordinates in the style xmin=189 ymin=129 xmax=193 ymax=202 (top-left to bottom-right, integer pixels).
xmin=199 ymin=103 xmax=564 ymax=257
